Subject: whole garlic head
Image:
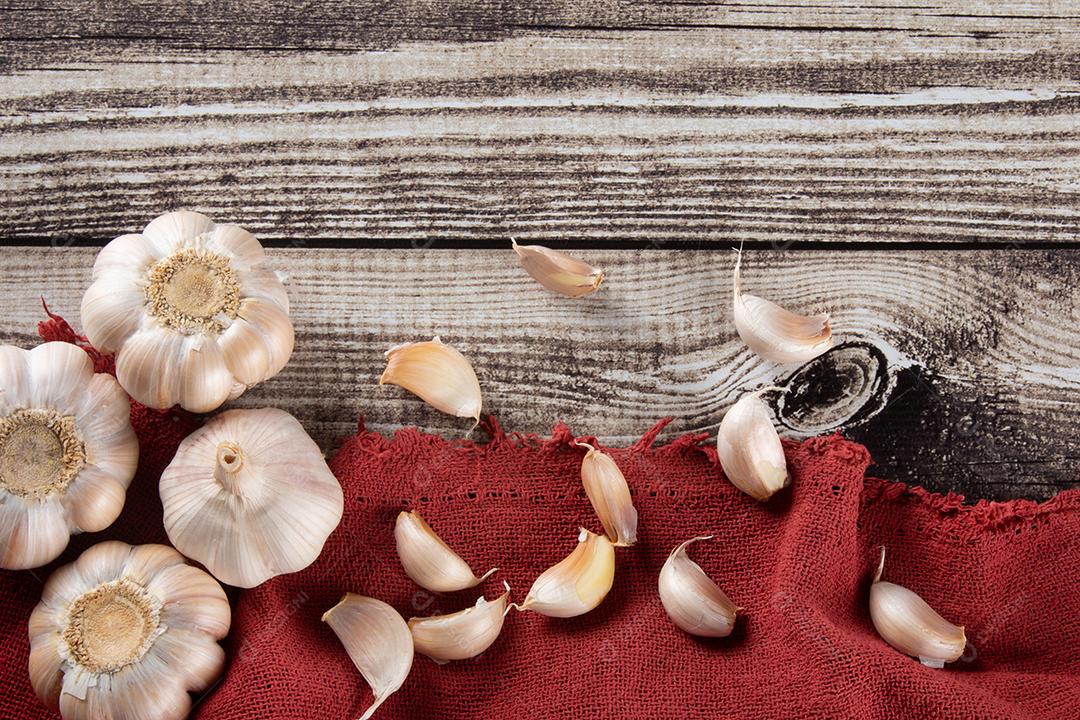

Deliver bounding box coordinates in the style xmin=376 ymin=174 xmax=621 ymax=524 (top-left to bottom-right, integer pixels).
xmin=0 ymin=342 xmax=138 ymax=569
xmin=81 ymin=210 xmax=293 ymax=413
xmin=28 ymin=541 xmax=231 ymax=720
xmin=159 ymin=407 xmax=344 ymax=588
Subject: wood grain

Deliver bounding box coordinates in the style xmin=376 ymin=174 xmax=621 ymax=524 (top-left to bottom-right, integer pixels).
xmin=2 ymin=1 xmax=1080 ymax=246
xmin=1 ymin=246 xmax=1076 ymax=501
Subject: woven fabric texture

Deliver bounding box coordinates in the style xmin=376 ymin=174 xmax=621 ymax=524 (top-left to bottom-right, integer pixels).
xmin=3 ymin=316 xmax=1079 ymax=720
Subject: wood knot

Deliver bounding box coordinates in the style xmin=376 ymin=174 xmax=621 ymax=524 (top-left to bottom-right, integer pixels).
xmin=775 ymin=341 xmax=892 ymax=434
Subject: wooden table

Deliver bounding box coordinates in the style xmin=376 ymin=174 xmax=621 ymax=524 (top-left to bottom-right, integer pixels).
xmin=2 ymin=1 xmax=1077 ymax=501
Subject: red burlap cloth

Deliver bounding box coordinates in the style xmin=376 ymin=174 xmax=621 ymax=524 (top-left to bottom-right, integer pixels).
xmin=2 ymin=314 xmax=1078 ymax=719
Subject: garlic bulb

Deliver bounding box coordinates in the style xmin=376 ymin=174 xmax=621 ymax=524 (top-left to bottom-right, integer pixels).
xmin=409 ymin=585 xmax=511 ymax=664
xmin=869 ymin=547 xmax=967 ymax=668
xmin=514 ymin=528 xmax=615 ymax=618
xmin=28 ymin=541 xmax=230 ymax=720
xmin=716 ymin=389 xmax=789 ymax=501
xmin=159 ymin=407 xmax=343 ymax=588
xmin=733 ymin=249 xmax=832 ymax=364
xmin=511 ymin=239 xmax=604 ymax=297
xmin=380 ymin=337 xmax=482 ymax=422
xmin=80 ymin=210 xmax=293 ymax=413
xmin=395 ymin=510 xmax=497 ymax=592
xmin=323 ymin=594 xmax=414 ymax=720
xmin=658 ymin=536 xmax=740 ymax=637
xmin=577 ymin=442 xmax=637 ymax=546
xmin=0 ymin=342 xmax=138 ymax=569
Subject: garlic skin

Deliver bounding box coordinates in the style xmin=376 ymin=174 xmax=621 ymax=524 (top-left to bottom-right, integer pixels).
xmin=577 ymin=442 xmax=637 ymax=546
xmin=658 ymin=536 xmax=739 ymax=637
xmin=160 ymin=407 xmax=344 ymax=588
xmin=511 ymin=239 xmax=604 ymax=297
xmin=409 ymin=585 xmax=510 ymax=664
xmin=80 ymin=210 xmax=293 ymax=413
xmin=733 ymin=250 xmax=832 ymax=364
xmin=515 ymin=528 xmax=615 ymax=618
xmin=380 ymin=337 xmax=482 ymax=422
xmin=716 ymin=390 xmax=789 ymax=501
xmin=28 ymin=541 xmax=230 ymax=720
xmin=323 ymin=594 xmax=414 ymax=720
xmin=395 ymin=510 xmax=497 ymax=592
xmin=0 ymin=342 xmax=138 ymax=570
xmin=870 ymin=547 xmax=967 ymax=668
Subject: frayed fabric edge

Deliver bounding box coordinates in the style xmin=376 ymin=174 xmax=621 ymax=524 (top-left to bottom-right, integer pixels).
xmin=343 ymin=414 xmax=1080 ymax=531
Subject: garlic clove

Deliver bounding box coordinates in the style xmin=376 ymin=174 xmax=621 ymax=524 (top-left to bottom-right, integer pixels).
xmin=140 ymin=209 xmax=213 ymax=258
xmin=512 ymin=239 xmax=604 ymax=297
xmin=148 ymin=563 xmax=233 ymax=636
xmin=218 ymin=297 xmax=294 ymax=390
xmin=323 ymin=594 xmax=414 ymax=720
xmin=380 ymin=337 xmax=482 ymax=422
xmin=90 ymin=232 xmax=158 ymax=278
xmin=65 ymin=538 xmax=132 ymax=589
xmin=658 ymin=536 xmax=740 ymax=637
xmin=75 ymin=373 xmax=140 ymax=457
xmin=733 ymin=249 xmax=832 ymax=364
xmin=577 ymin=442 xmax=638 ymax=546
xmin=514 ymin=528 xmax=615 ymax=618
xmin=149 ymin=626 xmax=230 ymax=693
xmin=1 ymin=498 xmax=69 ymax=570
xmin=869 ymin=547 xmax=967 ymax=667
xmin=26 ymin=342 xmax=93 ymax=411
xmin=177 ymin=336 xmax=236 ymax=415
xmin=408 ymin=585 xmax=511 ymax=663
xmin=63 ymin=467 xmax=128 ymax=533
xmin=160 ymin=407 xmax=344 ymax=588
xmin=205 ymin=222 xmax=266 ymax=267
xmin=230 ymin=297 xmax=295 ymax=385
xmin=27 ymin=630 xmax=64 ymax=710
xmin=716 ymin=389 xmax=789 ymax=501
xmin=218 ymin=313 xmax=275 ymax=386
xmin=395 ymin=511 xmax=497 ymax=593
xmin=0 ymin=344 xmax=30 ymax=414
xmin=237 ymin=265 xmax=291 ymax=313
xmin=114 ymin=327 xmax=187 ymax=410
xmin=79 ymin=275 xmax=146 ymax=355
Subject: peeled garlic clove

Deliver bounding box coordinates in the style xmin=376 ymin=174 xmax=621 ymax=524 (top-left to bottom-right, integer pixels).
xmin=408 ymin=584 xmax=510 ymax=664
xmin=512 ymin=239 xmax=604 ymax=297
xmin=380 ymin=337 xmax=482 ymax=422
xmin=658 ymin=536 xmax=739 ymax=637
xmin=160 ymin=407 xmax=344 ymax=588
xmin=869 ymin=547 xmax=967 ymax=668
xmin=29 ymin=541 xmax=230 ymax=719
xmin=395 ymin=510 xmax=497 ymax=592
xmin=323 ymin=594 xmax=414 ymax=720
xmin=515 ymin=528 xmax=615 ymax=618
xmin=716 ymin=389 xmax=789 ymax=501
xmin=733 ymin=249 xmax=832 ymax=364
xmin=577 ymin=442 xmax=637 ymax=546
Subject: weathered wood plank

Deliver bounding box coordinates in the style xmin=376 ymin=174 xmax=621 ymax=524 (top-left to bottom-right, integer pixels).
xmin=2 ymin=2 xmax=1080 ymax=246
xmin=5 ymin=1 xmax=1080 ymax=53
xmin=0 ymin=245 xmax=1076 ymax=501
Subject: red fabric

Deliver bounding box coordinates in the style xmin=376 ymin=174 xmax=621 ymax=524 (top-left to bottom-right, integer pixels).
xmin=3 ymin=316 xmax=1079 ymax=719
